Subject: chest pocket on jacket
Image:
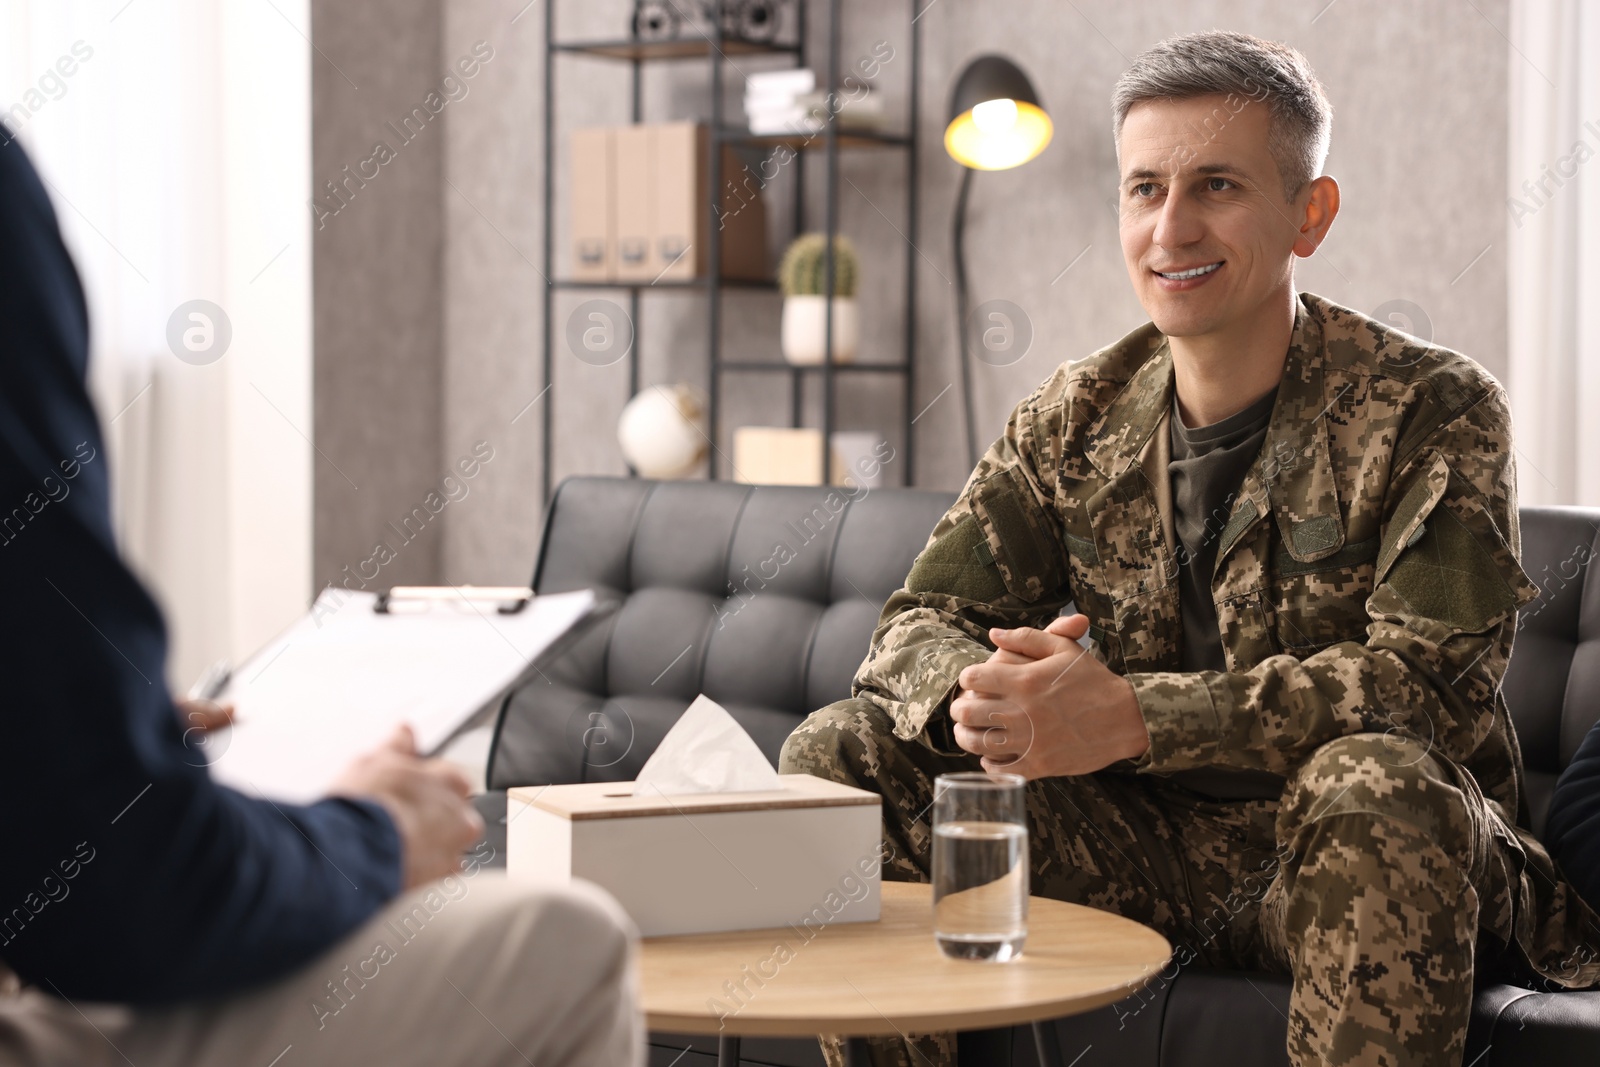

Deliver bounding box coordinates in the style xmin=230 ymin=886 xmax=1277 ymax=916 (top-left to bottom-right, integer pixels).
xmin=970 ymin=466 xmax=1069 ymax=605
xmin=1267 ymin=536 xmax=1379 ymax=655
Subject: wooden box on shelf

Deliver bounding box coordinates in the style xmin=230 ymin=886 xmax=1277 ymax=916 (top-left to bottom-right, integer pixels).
xmin=734 ymin=425 xmax=825 ymax=485
xmin=733 ymin=426 xmax=889 ymax=487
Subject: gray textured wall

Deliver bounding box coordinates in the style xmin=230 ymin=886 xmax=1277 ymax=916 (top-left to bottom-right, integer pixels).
xmin=311 ymin=0 xmax=445 ymax=593
xmin=313 ymin=0 xmax=1511 ymax=589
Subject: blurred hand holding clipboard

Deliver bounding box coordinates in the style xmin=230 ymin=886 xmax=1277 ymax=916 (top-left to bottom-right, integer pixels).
xmin=203 ymin=586 xmax=612 ymax=804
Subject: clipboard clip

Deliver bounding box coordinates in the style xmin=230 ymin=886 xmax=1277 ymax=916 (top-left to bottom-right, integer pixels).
xmin=373 ymin=586 xmax=534 ymax=615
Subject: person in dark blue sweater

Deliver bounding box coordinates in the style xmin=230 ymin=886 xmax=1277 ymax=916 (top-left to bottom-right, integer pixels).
xmin=1548 ymin=720 xmax=1600 ymax=913
xmin=0 ymin=132 xmax=639 ymax=1064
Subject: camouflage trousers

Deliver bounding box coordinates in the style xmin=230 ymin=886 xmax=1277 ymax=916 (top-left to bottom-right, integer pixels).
xmin=780 ymin=698 xmax=1530 ymax=1067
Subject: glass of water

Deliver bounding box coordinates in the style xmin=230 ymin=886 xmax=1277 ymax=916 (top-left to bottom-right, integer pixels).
xmin=932 ymin=771 xmax=1029 ymax=961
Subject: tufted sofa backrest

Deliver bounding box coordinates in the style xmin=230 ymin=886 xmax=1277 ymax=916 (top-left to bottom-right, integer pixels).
xmin=1501 ymin=506 xmax=1600 ymax=836
xmin=486 ymin=476 xmax=954 ymax=790
xmin=486 ymin=480 xmax=1600 ymax=840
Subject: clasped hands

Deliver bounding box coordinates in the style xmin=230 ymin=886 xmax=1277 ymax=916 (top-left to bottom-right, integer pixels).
xmin=950 ymin=613 xmax=1151 ymax=779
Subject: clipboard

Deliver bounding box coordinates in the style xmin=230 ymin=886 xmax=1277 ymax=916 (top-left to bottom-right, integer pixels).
xmin=373 ymin=585 xmax=534 ymax=614
xmin=204 ymin=586 xmax=617 ymax=804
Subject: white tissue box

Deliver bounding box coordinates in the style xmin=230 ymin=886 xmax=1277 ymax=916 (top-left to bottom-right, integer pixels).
xmin=505 ymin=773 xmax=883 ymax=937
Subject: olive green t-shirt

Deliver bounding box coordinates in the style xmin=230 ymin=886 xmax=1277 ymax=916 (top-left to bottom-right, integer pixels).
xmin=1170 ymin=385 xmax=1278 ymax=672
xmin=1167 ymin=385 xmax=1285 ymax=801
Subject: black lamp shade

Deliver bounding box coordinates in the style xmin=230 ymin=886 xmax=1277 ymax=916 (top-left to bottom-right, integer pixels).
xmin=944 ymin=55 xmax=1052 ymax=170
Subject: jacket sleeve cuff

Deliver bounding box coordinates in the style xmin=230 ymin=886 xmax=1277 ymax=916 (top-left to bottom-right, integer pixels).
xmin=882 ymin=640 xmax=992 ymax=756
xmin=314 ymin=795 xmax=405 ymax=899
xmin=1126 ymin=670 xmax=1225 ymax=773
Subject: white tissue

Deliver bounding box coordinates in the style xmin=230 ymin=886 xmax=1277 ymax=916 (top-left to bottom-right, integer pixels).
xmin=632 ymin=694 xmax=783 ymax=795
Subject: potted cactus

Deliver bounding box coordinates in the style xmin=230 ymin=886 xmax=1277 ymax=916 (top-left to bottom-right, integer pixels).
xmin=778 ymin=233 xmax=859 ymax=365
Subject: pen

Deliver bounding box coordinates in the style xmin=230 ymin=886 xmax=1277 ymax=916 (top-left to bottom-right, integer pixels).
xmin=187 ymin=658 xmax=232 ymax=702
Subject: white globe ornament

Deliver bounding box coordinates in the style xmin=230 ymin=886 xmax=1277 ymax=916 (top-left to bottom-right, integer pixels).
xmin=617 ymin=384 xmax=708 ymax=479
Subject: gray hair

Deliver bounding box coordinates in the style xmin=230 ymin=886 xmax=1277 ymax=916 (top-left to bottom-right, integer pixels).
xmin=1112 ymin=30 xmax=1332 ymax=200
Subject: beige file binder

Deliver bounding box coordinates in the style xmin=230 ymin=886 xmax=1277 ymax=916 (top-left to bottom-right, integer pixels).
xmin=653 ymin=122 xmax=768 ymax=282
xmin=651 ymin=121 xmax=704 ymax=282
xmin=571 ymin=123 xmax=767 ymax=283
xmin=613 ymin=124 xmax=655 ymax=282
xmin=569 ymin=127 xmax=613 ymax=281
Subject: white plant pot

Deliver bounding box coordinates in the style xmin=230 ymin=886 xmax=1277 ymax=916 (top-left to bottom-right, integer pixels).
xmin=781 ymin=295 xmax=859 ymax=366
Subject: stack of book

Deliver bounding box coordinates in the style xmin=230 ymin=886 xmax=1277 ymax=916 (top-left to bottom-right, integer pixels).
xmin=743 ymin=69 xmax=885 ymax=135
xmin=744 ymin=69 xmax=817 ymax=134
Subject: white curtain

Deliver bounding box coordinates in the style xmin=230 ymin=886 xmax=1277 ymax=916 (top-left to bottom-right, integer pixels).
xmin=0 ymin=1 xmax=313 ymax=688
xmin=1508 ymin=0 xmax=1600 ymax=507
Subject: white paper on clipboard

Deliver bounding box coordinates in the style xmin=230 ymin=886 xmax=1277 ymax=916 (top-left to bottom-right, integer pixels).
xmin=206 ymin=587 xmax=599 ymax=804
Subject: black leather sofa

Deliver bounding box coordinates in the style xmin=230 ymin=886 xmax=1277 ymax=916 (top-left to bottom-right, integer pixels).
xmin=474 ymin=476 xmax=1600 ymax=1066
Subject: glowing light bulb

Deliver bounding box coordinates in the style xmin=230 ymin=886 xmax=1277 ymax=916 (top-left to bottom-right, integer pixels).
xmin=971 ymin=98 xmax=1018 ymax=134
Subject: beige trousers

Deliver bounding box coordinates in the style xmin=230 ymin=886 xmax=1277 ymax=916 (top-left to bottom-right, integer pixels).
xmin=0 ymin=874 xmax=643 ymax=1067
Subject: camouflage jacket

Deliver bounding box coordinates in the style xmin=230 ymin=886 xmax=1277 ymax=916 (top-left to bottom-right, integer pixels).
xmin=858 ymin=292 xmax=1600 ymax=982
xmin=863 ymin=293 xmax=1538 ymax=797
xmin=857 ymin=294 xmax=1600 ymax=985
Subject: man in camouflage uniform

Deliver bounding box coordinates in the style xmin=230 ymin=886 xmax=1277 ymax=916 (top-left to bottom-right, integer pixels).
xmin=781 ymin=30 xmax=1600 ymax=1067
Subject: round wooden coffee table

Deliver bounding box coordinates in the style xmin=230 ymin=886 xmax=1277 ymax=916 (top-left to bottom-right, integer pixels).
xmin=640 ymin=881 xmax=1172 ymax=1066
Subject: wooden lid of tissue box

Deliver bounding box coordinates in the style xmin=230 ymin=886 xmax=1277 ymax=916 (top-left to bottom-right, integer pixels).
xmin=507 ymin=773 xmax=878 ymax=821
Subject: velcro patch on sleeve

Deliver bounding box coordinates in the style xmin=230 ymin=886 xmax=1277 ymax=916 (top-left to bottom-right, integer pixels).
xmin=974 ymin=467 xmax=1067 ymax=603
xmin=906 ymin=514 xmax=1008 ymax=603
xmin=1382 ymin=505 xmax=1518 ymax=633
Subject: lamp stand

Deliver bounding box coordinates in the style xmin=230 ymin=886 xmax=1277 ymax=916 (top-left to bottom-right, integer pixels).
xmin=951 ymin=165 xmax=979 ymax=470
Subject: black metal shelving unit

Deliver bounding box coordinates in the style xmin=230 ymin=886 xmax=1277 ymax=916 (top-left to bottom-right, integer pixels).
xmin=540 ymin=0 xmax=922 ymax=499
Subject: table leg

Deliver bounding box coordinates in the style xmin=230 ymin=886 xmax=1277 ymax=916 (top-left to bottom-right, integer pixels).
xmin=718 ymin=1034 xmax=740 ymax=1066
xmin=1031 ymin=1020 xmax=1066 ymax=1067
xmin=845 ymin=1036 xmax=874 ymax=1066
xmin=957 ymin=1027 xmax=1012 ymax=1064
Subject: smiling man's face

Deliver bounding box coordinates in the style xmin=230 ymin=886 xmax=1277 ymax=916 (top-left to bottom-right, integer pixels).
xmin=1117 ymin=93 xmax=1309 ymax=340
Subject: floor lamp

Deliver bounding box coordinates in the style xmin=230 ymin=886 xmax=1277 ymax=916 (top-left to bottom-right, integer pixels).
xmin=944 ymin=55 xmax=1053 ymax=468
